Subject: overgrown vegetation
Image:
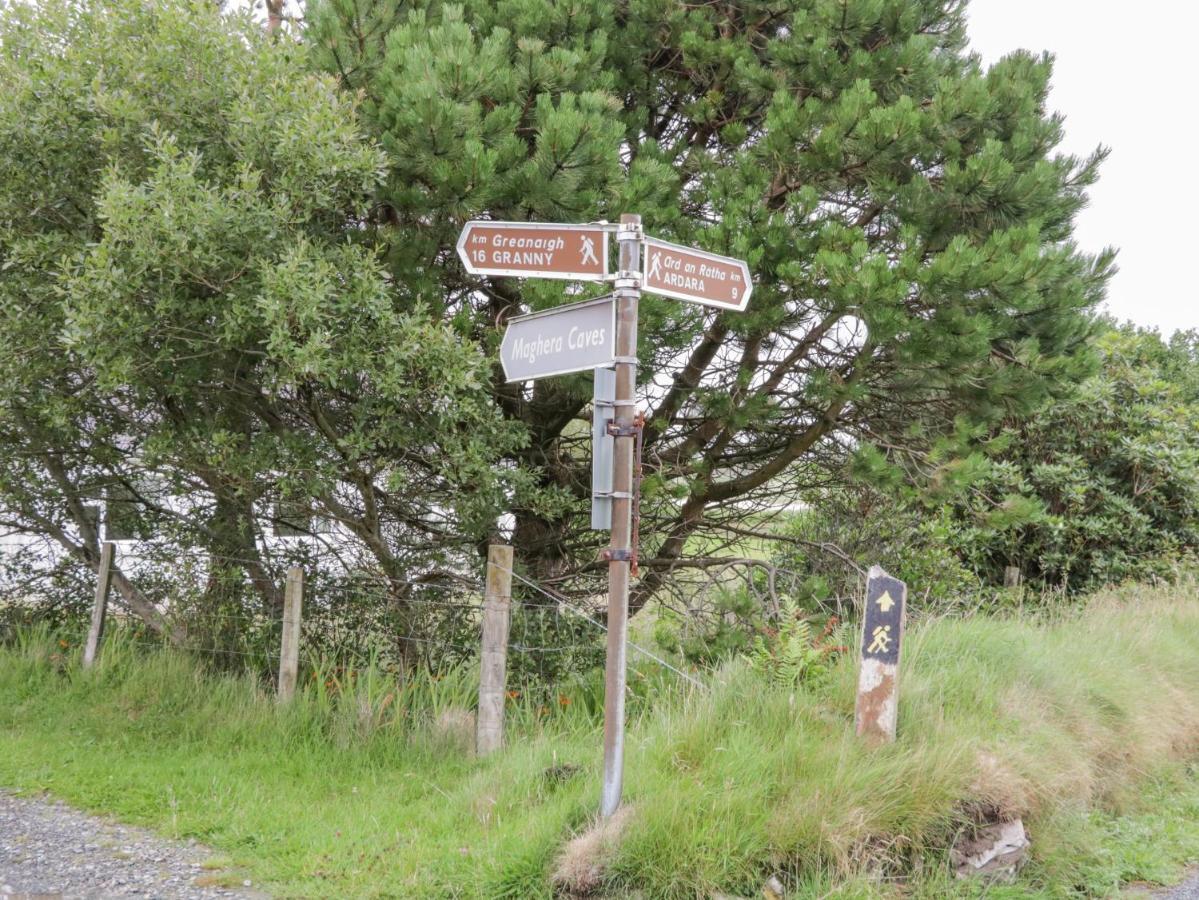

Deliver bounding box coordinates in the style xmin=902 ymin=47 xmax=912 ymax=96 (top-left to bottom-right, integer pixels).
xmin=4 ymin=581 xmax=1199 ymax=897
xmin=0 ymin=0 xmax=521 ymax=655
xmin=949 ymin=323 xmax=1199 ymax=591
xmin=0 ymin=0 xmax=1117 ymax=658
xmin=768 ymin=322 xmax=1199 ymax=609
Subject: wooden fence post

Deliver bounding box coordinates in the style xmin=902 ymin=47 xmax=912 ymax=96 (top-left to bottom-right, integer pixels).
xmin=477 ymin=544 xmax=513 ymax=756
xmin=82 ymin=542 xmax=115 ymax=670
xmin=855 ymin=565 xmax=907 ymax=745
xmin=277 ymin=566 xmax=303 ymax=702
xmin=1003 ymin=565 xmax=1022 ymax=589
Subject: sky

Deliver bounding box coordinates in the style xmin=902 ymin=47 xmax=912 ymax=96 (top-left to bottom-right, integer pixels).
xmin=966 ymin=1 xmax=1199 ymax=336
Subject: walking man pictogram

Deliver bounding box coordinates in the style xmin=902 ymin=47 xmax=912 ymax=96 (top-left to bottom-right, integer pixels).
xmin=648 ymin=252 xmax=663 ymax=281
xmin=580 ymin=234 xmax=599 ymax=266
xmin=867 ymin=625 xmax=891 ymax=655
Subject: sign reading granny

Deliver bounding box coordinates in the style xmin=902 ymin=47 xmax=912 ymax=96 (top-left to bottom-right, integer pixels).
xmin=457 ymin=221 xmax=608 ymax=281
xmin=499 ymin=296 xmax=616 ymax=382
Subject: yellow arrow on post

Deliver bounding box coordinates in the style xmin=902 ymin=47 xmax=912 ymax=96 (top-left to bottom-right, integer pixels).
xmin=876 ymin=590 xmax=895 ymax=613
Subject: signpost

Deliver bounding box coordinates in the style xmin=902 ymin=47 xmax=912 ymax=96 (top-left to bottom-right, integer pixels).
xmin=457 ymin=215 xmax=751 ymax=818
xmin=498 ymin=296 xmax=616 ymax=382
xmin=855 ymin=565 xmax=907 ymax=745
xmin=457 ymin=221 xmax=608 ymax=281
xmin=642 ymin=236 xmax=752 ymax=311
xmin=600 ymin=214 xmax=640 ymax=818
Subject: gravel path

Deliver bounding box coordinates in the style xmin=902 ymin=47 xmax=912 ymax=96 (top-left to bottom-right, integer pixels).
xmin=0 ymin=791 xmax=266 ymax=900
xmin=1160 ymin=870 xmax=1199 ymax=899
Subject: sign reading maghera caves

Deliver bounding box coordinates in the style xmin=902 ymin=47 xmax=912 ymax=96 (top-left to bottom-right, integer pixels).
xmin=457 ymin=220 xmax=609 ymax=282
xmin=642 ymin=236 xmax=752 ymax=311
xmin=499 ymin=296 xmax=616 ymax=382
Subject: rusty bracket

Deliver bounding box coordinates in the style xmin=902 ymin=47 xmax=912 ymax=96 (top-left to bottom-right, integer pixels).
xmin=599 ymin=413 xmax=646 ymax=575
xmin=631 ymin=411 xmax=645 ymax=576
xmin=601 ymin=548 xmax=635 ymax=562
xmin=606 ymin=421 xmax=642 ymax=438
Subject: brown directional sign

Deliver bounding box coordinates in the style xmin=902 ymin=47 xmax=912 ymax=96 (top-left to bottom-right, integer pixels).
xmin=642 ymin=237 xmax=752 ymax=311
xmin=457 ymin=220 xmax=609 ymax=281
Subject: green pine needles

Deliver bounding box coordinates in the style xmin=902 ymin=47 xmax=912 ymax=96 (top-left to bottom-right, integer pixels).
xmin=306 ymin=0 xmax=1115 ymax=599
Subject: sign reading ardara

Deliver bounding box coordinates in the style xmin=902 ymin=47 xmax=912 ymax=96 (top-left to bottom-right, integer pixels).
xmin=642 ymin=237 xmax=752 ymax=311
xmin=457 ymin=221 xmax=609 ymax=282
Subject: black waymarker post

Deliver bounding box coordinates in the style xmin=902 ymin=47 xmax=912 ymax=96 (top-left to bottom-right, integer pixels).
xmin=855 ymin=565 xmax=907 ymax=744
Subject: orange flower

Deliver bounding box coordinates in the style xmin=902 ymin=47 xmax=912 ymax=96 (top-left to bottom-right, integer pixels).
xmin=506 ymin=690 xmax=520 ymax=700
xmin=58 ymin=640 xmax=70 ymax=649
xmin=558 ymin=695 xmax=571 ymax=707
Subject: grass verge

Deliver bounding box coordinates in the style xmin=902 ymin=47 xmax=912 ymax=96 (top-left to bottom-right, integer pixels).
xmin=3 ymin=581 xmax=1199 ymax=897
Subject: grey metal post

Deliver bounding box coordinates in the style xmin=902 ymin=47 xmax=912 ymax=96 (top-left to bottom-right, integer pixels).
xmin=591 ymin=367 xmax=616 ymax=530
xmin=477 ymin=544 xmax=514 ymax=755
xmin=82 ymin=541 xmax=115 ymax=670
xmin=601 ymin=213 xmax=640 ymax=818
xmin=277 ymin=566 xmax=303 ymax=702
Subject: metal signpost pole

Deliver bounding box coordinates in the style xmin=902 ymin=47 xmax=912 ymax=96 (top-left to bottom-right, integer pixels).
xmin=457 ymin=213 xmax=751 ymax=817
xmin=601 ymin=213 xmax=641 ymax=818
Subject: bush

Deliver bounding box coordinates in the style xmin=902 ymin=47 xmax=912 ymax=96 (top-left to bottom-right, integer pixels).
xmin=773 ymin=496 xmax=987 ymax=613
xmin=949 ymin=324 xmax=1199 ymax=592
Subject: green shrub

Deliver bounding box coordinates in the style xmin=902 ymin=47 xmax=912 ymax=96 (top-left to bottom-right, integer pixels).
xmin=772 ymin=497 xmax=987 ymax=614
xmin=949 ymin=324 xmax=1199 ymax=592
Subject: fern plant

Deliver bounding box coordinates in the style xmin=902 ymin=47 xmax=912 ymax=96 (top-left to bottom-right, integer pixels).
xmin=749 ymin=602 xmax=849 ymax=689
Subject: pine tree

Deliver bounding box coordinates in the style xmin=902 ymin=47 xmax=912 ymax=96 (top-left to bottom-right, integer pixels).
xmin=315 ymin=0 xmax=1110 ymax=603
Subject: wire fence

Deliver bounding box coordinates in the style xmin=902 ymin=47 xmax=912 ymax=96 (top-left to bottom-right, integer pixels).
xmin=0 ymin=545 xmax=703 ymax=704
xmin=1 ymin=527 xmax=873 ymax=715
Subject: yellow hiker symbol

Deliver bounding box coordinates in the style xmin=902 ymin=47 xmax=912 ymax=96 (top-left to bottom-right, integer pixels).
xmin=867 ymin=625 xmax=892 ymax=654
xmin=876 ymin=590 xmax=895 ymax=612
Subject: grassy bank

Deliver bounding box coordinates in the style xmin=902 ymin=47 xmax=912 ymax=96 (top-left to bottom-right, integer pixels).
xmin=4 ymin=583 xmax=1199 ymax=897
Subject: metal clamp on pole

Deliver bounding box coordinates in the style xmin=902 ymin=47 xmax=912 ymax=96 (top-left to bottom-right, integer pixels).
xmin=601 ymin=548 xmax=635 ymax=562
xmin=606 ymin=421 xmax=642 ymax=438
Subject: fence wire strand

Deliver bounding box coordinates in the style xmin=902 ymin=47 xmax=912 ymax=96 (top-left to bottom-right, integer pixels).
xmin=6 ymin=542 xmax=706 ymax=695
xmin=499 ymin=565 xmax=704 ymax=688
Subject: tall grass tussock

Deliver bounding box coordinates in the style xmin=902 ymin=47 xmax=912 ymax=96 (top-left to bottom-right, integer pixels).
xmin=3 ymin=580 xmax=1199 ymax=897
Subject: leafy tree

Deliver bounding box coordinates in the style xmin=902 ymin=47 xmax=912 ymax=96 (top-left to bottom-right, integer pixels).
xmin=949 ymin=324 xmax=1199 ymax=591
xmin=0 ymin=0 xmax=521 ymax=650
xmin=306 ymin=0 xmax=1112 ymax=610
xmin=770 ymin=491 xmax=983 ymax=610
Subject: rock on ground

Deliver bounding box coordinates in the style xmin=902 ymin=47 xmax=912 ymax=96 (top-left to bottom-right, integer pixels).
xmin=950 ymin=818 xmax=1030 ymax=882
xmin=0 ymin=790 xmax=265 ymax=900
